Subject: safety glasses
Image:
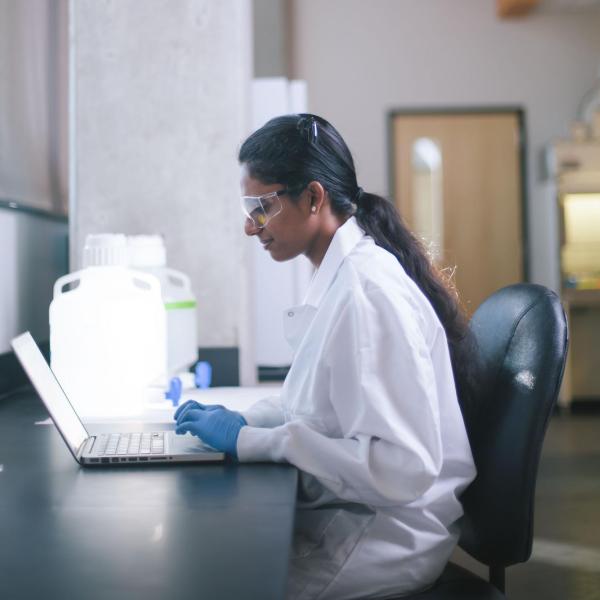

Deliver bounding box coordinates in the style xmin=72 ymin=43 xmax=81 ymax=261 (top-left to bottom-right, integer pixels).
xmin=240 ymin=189 xmax=288 ymax=229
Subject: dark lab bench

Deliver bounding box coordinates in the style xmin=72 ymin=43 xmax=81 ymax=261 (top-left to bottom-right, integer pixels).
xmin=0 ymin=389 xmax=297 ymax=600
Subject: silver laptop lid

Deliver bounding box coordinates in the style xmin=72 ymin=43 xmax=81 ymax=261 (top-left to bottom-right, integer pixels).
xmin=11 ymin=332 xmax=89 ymax=460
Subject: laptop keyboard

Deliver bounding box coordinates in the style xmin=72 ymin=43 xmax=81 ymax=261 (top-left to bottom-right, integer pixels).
xmin=94 ymin=432 xmax=165 ymax=456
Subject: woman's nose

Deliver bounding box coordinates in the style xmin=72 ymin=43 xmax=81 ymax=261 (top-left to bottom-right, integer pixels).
xmin=244 ymin=218 xmax=261 ymax=236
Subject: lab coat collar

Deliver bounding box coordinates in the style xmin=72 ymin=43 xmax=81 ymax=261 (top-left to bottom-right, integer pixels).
xmin=303 ymin=216 xmax=366 ymax=308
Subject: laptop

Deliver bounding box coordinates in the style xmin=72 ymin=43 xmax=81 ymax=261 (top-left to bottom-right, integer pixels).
xmin=11 ymin=331 xmax=225 ymax=466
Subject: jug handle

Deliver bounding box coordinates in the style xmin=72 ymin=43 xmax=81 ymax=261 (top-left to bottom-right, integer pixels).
xmin=164 ymin=268 xmax=191 ymax=290
xmin=53 ymin=271 xmax=82 ymax=298
xmin=129 ymin=270 xmax=162 ymax=293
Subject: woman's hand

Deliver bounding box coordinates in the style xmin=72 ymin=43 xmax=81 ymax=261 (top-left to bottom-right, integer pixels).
xmin=174 ymin=400 xmax=247 ymax=457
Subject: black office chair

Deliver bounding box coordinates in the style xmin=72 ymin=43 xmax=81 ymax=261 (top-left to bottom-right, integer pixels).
xmin=403 ymin=283 xmax=569 ymax=599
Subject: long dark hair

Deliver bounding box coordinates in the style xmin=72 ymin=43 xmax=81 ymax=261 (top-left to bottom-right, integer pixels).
xmin=239 ymin=113 xmax=476 ymax=423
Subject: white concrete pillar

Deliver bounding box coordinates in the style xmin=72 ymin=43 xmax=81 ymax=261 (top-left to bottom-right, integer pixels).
xmin=69 ymin=0 xmax=254 ymax=383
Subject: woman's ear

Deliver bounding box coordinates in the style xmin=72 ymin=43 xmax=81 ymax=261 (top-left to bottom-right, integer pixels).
xmin=306 ymin=181 xmax=326 ymax=215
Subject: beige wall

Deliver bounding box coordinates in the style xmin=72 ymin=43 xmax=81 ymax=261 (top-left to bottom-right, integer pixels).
xmin=288 ymin=0 xmax=600 ymax=291
xmin=253 ymin=0 xmax=288 ymax=76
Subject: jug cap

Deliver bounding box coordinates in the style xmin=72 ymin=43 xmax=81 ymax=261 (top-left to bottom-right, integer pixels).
xmin=127 ymin=235 xmax=167 ymax=267
xmin=83 ymin=234 xmax=128 ymax=267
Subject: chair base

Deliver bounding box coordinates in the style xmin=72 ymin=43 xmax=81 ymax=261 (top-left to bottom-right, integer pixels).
xmin=395 ymin=563 xmax=506 ymax=599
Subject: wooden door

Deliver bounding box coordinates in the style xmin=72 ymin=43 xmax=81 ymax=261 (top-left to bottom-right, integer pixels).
xmin=390 ymin=111 xmax=526 ymax=315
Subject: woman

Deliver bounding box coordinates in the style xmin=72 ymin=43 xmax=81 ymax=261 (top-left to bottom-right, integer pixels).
xmin=175 ymin=114 xmax=477 ymax=599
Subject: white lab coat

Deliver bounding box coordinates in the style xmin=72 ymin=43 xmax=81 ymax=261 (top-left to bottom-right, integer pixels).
xmin=237 ymin=217 xmax=476 ymax=599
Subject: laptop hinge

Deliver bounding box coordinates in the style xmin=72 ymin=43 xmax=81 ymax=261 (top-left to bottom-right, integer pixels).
xmin=78 ymin=436 xmax=96 ymax=460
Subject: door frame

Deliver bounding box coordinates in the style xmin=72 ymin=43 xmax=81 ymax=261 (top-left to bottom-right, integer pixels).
xmin=387 ymin=106 xmax=530 ymax=282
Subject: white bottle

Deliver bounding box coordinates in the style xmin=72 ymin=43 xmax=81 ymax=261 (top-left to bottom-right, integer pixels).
xmin=127 ymin=235 xmax=198 ymax=375
xmin=49 ymin=234 xmax=167 ymax=418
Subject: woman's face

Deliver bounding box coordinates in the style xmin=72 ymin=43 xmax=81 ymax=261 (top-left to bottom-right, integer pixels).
xmin=240 ymin=165 xmax=317 ymax=263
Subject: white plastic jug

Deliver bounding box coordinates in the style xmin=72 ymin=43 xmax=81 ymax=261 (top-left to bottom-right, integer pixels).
xmin=128 ymin=235 xmax=198 ymax=375
xmin=50 ymin=235 xmax=167 ymax=418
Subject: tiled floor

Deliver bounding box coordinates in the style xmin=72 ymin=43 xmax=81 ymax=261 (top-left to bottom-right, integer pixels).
xmin=452 ymin=412 xmax=600 ymax=599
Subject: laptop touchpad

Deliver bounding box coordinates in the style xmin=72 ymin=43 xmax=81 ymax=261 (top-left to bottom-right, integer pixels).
xmin=167 ymin=431 xmax=219 ymax=455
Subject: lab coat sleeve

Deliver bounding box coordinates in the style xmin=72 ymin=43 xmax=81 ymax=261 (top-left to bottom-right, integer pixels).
xmin=237 ymin=286 xmax=444 ymax=507
xmin=241 ymin=395 xmax=285 ymax=428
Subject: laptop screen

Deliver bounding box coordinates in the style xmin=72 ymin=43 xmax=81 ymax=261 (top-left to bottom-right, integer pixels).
xmin=11 ymin=332 xmax=89 ymax=459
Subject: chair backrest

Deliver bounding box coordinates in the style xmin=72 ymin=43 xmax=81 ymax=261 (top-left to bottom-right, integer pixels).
xmin=459 ymin=284 xmax=568 ymax=568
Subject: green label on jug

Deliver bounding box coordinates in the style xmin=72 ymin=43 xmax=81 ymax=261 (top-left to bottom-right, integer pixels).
xmin=164 ymin=301 xmax=197 ymax=310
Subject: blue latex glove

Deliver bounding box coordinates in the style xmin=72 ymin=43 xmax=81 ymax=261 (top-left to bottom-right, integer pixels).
xmin=174 ymin=400 xmax=247 ymax=458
